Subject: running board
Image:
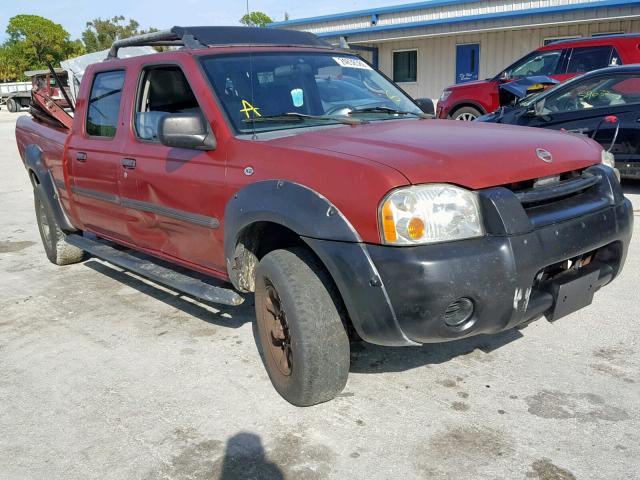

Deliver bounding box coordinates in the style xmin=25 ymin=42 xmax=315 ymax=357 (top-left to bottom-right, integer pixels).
xmin=65 ymin=234 xmax=244 ymax=306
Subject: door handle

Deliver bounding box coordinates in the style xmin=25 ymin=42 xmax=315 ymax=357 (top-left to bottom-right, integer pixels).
xmin=76 ymin=152 xmax=87 ymax=162
xmin=121 ymin=158 xmax=136 ymax=169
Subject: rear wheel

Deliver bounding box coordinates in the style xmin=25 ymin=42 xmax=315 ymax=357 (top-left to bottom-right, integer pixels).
xmin=6 ymin=98 xmax=18 ymax=113
xmin=254 ymin=248 xmax=350 ymax=406
xmin=451 ymin=106 xmax=482 ymax=121
xmin=34 ymin=185 xmax=84 ymax=266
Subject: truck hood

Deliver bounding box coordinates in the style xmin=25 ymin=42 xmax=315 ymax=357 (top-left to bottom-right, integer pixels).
xmin=269 ymin=120 xmax=602 ymax=189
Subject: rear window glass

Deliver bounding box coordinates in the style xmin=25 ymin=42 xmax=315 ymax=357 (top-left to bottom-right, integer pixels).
xmin=86 ymin=70 xmax=125 ymax=138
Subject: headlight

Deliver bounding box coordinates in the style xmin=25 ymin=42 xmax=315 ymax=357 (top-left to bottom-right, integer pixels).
xmin=380 ymin=184 xmax=484 ymax=245
xmin=601 ymin=150 xmax=620 ymax=181
xmin=601 ymin=150 xmax=615 ymax=169
xmin=439 ymin=90 xmax=452 ymax=102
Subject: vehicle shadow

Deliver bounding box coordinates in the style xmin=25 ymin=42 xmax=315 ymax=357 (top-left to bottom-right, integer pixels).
xmin=349 ymin=327 xmax=524 ymax=374
xmin=83 ymin=259 xmax=254 ymax=329
xmin=217 ymin=432 xmax=284 ymax=480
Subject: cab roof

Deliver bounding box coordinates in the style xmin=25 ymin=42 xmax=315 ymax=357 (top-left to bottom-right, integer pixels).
xmin=107 ymin=26 xmax=332 ymax=59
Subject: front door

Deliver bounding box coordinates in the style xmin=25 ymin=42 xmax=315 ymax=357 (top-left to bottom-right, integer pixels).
xmin=456 ymin=44 xmax=480 ymax=84
xmin=67 ymin=69 xmax=132 ymax=241
xmin=118 ymin=63 xmax=228 ymax=273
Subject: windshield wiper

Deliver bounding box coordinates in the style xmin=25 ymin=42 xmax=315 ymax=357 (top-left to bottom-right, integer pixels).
xmin=348 ymin=106 xmax=431 ymax=119
xmin=243 ymin=112 xmax=366 ymax=125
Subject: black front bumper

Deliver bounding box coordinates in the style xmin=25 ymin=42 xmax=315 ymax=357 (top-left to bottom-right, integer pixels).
xmin=305 ymin=166 xmax=633 ymax=346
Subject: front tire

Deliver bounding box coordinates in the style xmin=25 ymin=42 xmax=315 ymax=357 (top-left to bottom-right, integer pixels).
xmin=451 ymin=106 xmax=482 ymax=121
xmin=254 ymin=248 xmax=350 ymax=406
xmin=34 ymin=185 xmax=84 ymax=266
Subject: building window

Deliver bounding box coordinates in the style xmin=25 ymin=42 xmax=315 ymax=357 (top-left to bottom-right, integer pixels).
xmin=393 ymin=50 xmax=417 ymax=83
xmin=543 ymin=36 xmax=581 ymax=46
xmin=592 ymin=32 xmax=624 ymax=37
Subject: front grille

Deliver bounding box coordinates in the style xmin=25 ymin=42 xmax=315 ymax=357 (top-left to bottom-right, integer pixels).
xmin=501 ymin=167 xmax=611 ymax=228
xmin=515 ymin=173 xmax=601 ymax=207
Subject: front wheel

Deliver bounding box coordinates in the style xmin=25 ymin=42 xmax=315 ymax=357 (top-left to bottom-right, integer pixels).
xmin=254 ymin=248 xmax=350 ymax=406
xmin=451 ymin=106 xmax=482 ymax=121
xmin=34 ymin=185 xmax=84 ymax=266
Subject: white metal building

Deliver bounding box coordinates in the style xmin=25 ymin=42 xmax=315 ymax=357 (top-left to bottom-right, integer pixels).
xmin=269 ymin=0 xmax=640 ymax=99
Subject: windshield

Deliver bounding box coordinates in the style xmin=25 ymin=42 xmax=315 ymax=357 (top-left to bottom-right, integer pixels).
xmin=200 ymin=52 xmax=422 ymax=133
xmin=539 ymin=74 xmax=640 ymax=114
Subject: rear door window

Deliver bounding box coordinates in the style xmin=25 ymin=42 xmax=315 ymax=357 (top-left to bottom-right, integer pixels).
xmin=566 ymin=46 xmax=614 ymax=73
xmin=86 ymin=70 xmax=125 ymax=138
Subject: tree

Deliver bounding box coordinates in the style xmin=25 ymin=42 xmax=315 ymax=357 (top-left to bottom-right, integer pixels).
xmin=239 ymin=12 xmax=274 ymax=27
xmin=82 ymin=16 xmax=157 ymax=53
xmin=1 ymin=15 xmax=84 ymax=81
xmin=284 ymin=12 xmax=290 ymax=21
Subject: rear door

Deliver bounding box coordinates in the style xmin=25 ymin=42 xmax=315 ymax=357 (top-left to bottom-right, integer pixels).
xmin=118 ymin=61 xmax=227 ymax=273
xmin=67 ymin=69 xmax=132 ymax=241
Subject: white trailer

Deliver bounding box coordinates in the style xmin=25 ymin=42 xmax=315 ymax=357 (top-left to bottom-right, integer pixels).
xmin=0 ymin=81 xmax=31 ymax=112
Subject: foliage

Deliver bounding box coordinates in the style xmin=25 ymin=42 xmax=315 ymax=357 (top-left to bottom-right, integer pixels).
xmin=1 ymin=15 xmax=84 ymax=81
xmin=239 ymin=11 xmax=274 ymax=27
xmin=82 ymin=16 xmax=158 ymax=53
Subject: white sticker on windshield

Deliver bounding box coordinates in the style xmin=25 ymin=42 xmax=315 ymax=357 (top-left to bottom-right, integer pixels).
xmin=291 ymin=88 xmax=304 ymax=107
xmin=333 ymin=57 xmax=372 ymax=70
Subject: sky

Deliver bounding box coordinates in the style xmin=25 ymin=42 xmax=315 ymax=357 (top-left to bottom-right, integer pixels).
xmin=0 ymin=0 xmax=419 ymax=41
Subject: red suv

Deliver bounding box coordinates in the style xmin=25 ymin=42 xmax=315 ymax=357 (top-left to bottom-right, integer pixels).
xmin=437 ymin=34 xmax=640 ymax=120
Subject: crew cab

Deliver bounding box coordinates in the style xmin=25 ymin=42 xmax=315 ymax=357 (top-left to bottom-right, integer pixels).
xmin=15 ymin=27 xmax=633 ymax=406
xmin=438 ymin=34 xmax=640 ymax=121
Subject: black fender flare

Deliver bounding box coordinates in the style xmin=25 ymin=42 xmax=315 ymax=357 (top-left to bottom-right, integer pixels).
xmin=23 ymin=144 xmax=77 ymax=232
xmin=224 ymin=180 xmax=417 ymax=346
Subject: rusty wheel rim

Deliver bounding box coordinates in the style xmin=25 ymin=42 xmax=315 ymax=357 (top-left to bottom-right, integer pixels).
xmin=262 ymin=281 xmax=292 ymax=377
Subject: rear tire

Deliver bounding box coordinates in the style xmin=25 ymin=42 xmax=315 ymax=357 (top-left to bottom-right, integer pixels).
xmin=34 ymin=185 xmax=84 ymax=266
xmin=254 ymin=247 xmax=350 ymax=406
xmin=7 ymin=98 xmax=18 ymax=113
xmin=451 ymin=106 xmax=482 ymax=121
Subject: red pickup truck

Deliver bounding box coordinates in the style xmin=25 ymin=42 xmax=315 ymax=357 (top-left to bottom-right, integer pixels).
xmin=15 ymin=27 xmax=633 ymax=406
xmin=438 ymin=34 xmax=640 ymax=120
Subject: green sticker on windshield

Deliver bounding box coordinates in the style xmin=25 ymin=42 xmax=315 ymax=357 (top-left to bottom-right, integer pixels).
xmin=291 ymin=88 xmax=304 ymax=107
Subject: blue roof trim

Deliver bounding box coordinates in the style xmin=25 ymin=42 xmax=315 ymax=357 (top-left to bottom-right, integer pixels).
xmin=268 ymin=0 xmax=485 ymax=27
xmin=304 ymin=0 xmax=640 ymax=38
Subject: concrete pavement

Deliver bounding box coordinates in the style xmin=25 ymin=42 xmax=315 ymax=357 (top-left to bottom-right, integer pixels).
xmin=0 ymin=109 xmax=638 ymax=479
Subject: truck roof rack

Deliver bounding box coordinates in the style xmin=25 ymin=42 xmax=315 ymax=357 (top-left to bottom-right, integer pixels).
xmin=107 ymin=26 xmax=332 ymax=59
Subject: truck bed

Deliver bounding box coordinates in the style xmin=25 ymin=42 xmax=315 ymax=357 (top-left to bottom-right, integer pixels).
xmin=15 ymin=116 xmax=70 ymax=199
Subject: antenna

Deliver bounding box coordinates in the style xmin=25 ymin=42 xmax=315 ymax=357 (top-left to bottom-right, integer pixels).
xmin=246 ymin=0 xmax=258 ymax=139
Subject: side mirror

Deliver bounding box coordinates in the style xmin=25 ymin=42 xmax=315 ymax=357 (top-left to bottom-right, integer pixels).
xmin=414 ymin=98 xmax=435 ymax=115
xmin=158 ymin=113 xmax=216 ymax=151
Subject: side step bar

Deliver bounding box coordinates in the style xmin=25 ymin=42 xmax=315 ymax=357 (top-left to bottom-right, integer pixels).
xmin=65 ymin=234 xmax=244 ymax=306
